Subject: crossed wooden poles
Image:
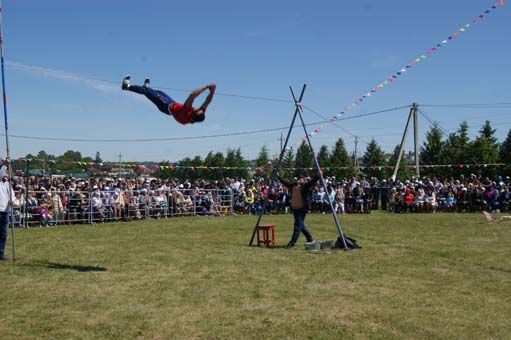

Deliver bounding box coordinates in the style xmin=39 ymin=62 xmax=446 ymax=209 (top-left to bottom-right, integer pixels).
xmin=249 ymin=84 xmax=349 ymax=250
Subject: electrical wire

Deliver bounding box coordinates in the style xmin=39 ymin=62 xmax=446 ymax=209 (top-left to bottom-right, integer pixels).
xmin=1 ymin=105 xmax=409 ymax=143
xmin=418 ymin=108 xmax=451 ymax=136
xmin=302 ymin=104 xmax=371 ymax=145
xmin=421 ymin=103 xmax=511 ymax=108
xmin=6 ymin=61 xmax=292 ymax=104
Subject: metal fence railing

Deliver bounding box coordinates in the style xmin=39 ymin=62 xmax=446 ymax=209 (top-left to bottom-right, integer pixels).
xmin=12 ymin=189 xmax=234 ymax=227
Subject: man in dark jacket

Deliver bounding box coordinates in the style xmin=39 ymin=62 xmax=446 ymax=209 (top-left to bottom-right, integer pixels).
xmin=278 ymin=175 xmax=319 ymax=248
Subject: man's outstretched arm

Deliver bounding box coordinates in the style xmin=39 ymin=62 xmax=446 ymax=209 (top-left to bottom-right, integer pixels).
xmin=199 ymin=83 xmax=216 ymax=111
xmin=184 ymin=83 xmax=216 ymax=108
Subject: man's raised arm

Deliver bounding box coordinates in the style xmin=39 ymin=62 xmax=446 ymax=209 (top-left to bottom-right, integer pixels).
xmin=199 ymin=83 xmax=216 ymax=111
xmin=184 ymin=83 xmax=215 ymax=108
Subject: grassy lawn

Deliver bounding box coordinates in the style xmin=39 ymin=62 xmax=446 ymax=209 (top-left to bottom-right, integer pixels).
xmin=1 ymin=212 xmax=510 ymax=339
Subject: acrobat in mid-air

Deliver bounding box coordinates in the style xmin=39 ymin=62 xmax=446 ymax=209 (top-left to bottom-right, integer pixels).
xmin=122 ymin=75 xmax=216 ymax=125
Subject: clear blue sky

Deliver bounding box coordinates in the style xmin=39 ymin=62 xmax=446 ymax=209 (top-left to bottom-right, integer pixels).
xmin=1 ymin=0 xmax=510 ymax=162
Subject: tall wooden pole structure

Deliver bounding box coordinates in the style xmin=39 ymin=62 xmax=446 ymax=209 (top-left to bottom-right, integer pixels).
xmin=249 ymin=84 xmax=350 ymax=250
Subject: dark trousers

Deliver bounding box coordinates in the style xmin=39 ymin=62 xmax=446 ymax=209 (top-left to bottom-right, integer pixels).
xmin=0 ymin=212 xmax=8 ymax=256
xmin=381 ymin=195 xmax=388 ymax=210
xmin=288 ymin=209 xmax=313 ymax=246
xmin=129 ymin=85 xmax=174 ymax=115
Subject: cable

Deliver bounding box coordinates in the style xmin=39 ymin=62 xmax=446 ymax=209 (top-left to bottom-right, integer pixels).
xmin=418 ymin=108 xmax=451 ymax=136
xmin=6 ymin=61 xmax=292 ymax=104
xmin=421 ymin=102 xmax=511 ymax=108
xmin=1 ymin=105 xmax=409 ymax=143
xmin=302 ymin=105 xmax=355 ymax=136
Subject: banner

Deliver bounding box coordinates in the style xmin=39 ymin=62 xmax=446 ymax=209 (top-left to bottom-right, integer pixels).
xmin=287 ymin=1 xmax=506 ymax=151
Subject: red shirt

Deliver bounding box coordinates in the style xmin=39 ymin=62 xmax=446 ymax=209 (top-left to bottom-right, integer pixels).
xmin=169 ymin=102 xmax=194 ymax=125
xmin=404 ymin=191 xmax=415 ymax=204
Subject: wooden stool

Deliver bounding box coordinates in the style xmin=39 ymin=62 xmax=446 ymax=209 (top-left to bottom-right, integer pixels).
xmin=256 ymin=224 xmax=276 ymax=246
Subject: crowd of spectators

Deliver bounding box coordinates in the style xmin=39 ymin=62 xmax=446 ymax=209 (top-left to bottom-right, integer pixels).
xmin=8 ymin=172 xmax=511 ymax=227
xmin=233 ymin=173 xmax=511 ymax=215
xmin=10 ymin=176 xmax=233 ymax=227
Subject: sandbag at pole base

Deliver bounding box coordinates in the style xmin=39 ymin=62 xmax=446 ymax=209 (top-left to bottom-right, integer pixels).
xmin=333 ymin=235 xmax=361 ymax=250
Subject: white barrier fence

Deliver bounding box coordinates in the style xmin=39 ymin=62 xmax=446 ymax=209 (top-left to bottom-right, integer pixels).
xmin=12 ymin=189 xmax=234 ymax=227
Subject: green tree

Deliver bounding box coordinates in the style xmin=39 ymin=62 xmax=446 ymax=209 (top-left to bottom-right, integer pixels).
xmin=204 ymin=151 xmax=225 ymax=180
xmin=420 ymin=123 xmax=445 ymax=177
xmin=37 ymin=150 xmax=51 ymax=160
xmin=255 ymin=145 xmax=271 ymax=178
xmin=95 ymin=151 xmax=103 ymax=165
xmin=233 ymin=148 xmax=249 ymax=179
xmin=500 ymin=128 xmax=511 ymax=176
xmin=57 ymin=150 xmax=84 ymax=173
xmin=329 ymin=138 xmax=353 ymax=179
xmin=440 ymin=121 xmax=473 ymax=177
xmin=387 ymin=144 xmax=413 ymax=180
xmin=61 ymin=150 xmax=83 ymax=161
xmin=362 ymin=139 xmax=387 ymax=178
xmin=224 ymin=148 xmax=237 ymax=179
xmin=470 ymin=121 xmax=499 ymax=177
xmin=317 ymin=145 xmax=330 ymax=174
xmin=295 ymin=141 xmax=314 ymax=177
xmin=280 ymin=148 xmax=295 ymax=179
xmin=479 ymin=120 xmax=497 ymax=143
xmin=156 ymin=161 xmax=177 ymax=179
xmin=255 ymin=145 xmax=270 ymax=166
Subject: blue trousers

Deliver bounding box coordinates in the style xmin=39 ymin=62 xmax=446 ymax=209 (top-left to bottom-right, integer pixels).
xmin=129 ymin=85 xmax=174 ymax=115
xmin=0 ymin=212 xmax=8 ymax=256
xmin=288 ymin=209 xmax=313 ymax=246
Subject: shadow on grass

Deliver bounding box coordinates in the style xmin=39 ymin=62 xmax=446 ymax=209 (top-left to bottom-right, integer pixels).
xmin=247 ymin=244 xmax=287 ymax=249
xmin=46 ymin=262 xmax=107 ymax=272
xmin=20 ymin=261 xmax=107 ymax=272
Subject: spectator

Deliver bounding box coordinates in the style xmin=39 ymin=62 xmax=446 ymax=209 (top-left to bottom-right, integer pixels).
xmin=414 ymin=188 xmax=426 ymax=213
xmin=50 ymin=189 xmax=64 ymax=225
xmin=0 ymin=163 xmax=15 ymax=260
xmin=335 ymin=187 xmax=345 ymax=214
xmin=424 ymin=186 xmax=438 ymax=213
xmin=445 ymin=191 xmax=456 ymax=212
xmin=403 ymin=188 xmax=415 ymax=213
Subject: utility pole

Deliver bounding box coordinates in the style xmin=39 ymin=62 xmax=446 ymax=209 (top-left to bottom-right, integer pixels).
xmin=392 ymin=103 xmax=419 ymax=181
xmin=24 ymin=159 xmax=29 ymax=228
xmin=412 ymin=103 xmax=420 ymax=179
xmin=118 ymin=153 xmax=122 ymax=177
xmin=279 ymin=133 xmax=283 ymax=153
xmin=354 ymin=136 xmax=359 ymax=171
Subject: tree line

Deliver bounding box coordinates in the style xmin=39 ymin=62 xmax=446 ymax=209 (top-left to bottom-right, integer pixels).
xmin=12 ymin=120 xmax=511 ymax=180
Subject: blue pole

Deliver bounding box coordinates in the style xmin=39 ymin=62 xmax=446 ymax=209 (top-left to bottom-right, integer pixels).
xmin=0 ymin=0 xmax=17 ymax=261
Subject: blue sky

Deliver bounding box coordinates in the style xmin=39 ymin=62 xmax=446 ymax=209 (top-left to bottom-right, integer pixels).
xmin=1 ymin=0 xmax=510 ymax=162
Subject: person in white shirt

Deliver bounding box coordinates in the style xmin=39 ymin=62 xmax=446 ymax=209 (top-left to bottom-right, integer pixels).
xmin=0 ymin=160 xmax=15 ymax=261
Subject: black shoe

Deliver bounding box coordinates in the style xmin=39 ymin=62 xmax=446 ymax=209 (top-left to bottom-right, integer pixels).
xmin=121 ymin=75 xmax=131 ymax=90
xmin=143 ymin=78 xmax=150 ymax=88
xmin=0 ymin=255 xmax=8 ymax=261
xmin=285 ymin=244 xmax=295 ymax=249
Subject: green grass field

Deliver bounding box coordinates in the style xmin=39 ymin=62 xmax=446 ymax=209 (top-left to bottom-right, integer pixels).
xmin=1 ymin=212 xmax=510 ymax=339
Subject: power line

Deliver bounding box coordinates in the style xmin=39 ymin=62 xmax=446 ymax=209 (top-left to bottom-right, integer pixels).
xmin=6 ymin=61 xmax=292 ymax=104
xmin=421 ymin=103 xmax=511 ymax=108
xmin=418 ymin=108 xmax=450 ymax=136
xmin=1 ymin=105 xmax=408 ymax=143
xmin=302 ymin=104 xmax=370 ymax=145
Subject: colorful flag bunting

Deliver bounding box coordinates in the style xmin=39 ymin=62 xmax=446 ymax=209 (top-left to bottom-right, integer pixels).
xmin=288 ymin=1 xmax=504 ymax=151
